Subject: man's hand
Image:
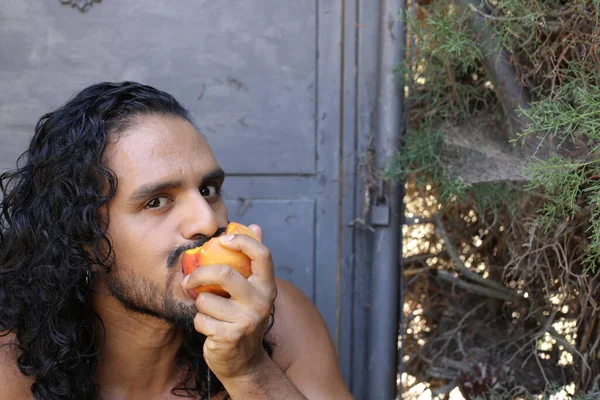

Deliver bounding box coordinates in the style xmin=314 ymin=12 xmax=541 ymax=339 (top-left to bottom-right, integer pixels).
xmin=181 ymin=224 xmax=277 ymax=380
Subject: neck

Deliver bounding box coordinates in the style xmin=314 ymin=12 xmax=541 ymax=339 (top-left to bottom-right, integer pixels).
xmin=91 ymin=293 xmax=186 ymax=399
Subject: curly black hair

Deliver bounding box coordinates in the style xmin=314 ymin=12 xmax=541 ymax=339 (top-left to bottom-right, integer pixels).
xmin=0 ymin=82 xmax=272 ymax=400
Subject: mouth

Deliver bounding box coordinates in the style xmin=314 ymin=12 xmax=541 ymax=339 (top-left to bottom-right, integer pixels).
xmin=177 ymin=264 xmax=199 ymax=300
xmin=179 ymin=246 xmax=204 ymax=300
xmin=168 ymin=242 xmax=203 ymax=270
xmin=170 ymin=226 xmax=227 ymax=270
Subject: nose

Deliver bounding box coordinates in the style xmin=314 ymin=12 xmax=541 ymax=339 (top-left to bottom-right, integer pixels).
xmin=179 ymin=191 xmax=220 ymax=241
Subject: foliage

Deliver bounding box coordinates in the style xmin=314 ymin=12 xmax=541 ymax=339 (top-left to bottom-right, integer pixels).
xmin=398 ymin=2 xmax=497 ymax=129
xmin=392 ymin=0 xmax=600 ymax=399
xmin=394 ymin=0 xmax=600 ymax=268
xmin=385 ymin=128 xmax=468 ymax=203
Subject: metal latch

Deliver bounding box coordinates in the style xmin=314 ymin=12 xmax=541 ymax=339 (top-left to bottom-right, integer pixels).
xmin=370 ymin=195 xmax=390 ymax=226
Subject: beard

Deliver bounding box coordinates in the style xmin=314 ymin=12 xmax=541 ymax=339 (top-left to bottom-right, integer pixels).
xmin=105 ymin=266 xmax=197 ymax=332
xmin=102 ymin=226 xmax=226 ymax=332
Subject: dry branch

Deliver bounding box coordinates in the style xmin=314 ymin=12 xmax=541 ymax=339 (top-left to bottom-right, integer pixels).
xmin=436 ymin=270 xmax=514 ymax=301
xmin=455 ymin=0 xmax=551 ymax=158
xmin=434 ymin=214 xmax=515 ymax=296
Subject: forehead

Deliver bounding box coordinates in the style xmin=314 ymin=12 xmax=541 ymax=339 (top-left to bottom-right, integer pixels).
xmin=105 ymin=114 xmax=219 ymax=192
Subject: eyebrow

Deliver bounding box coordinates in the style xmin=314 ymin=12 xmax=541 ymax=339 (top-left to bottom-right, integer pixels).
xmin=128 ymin=167 xmax=225 ymax=204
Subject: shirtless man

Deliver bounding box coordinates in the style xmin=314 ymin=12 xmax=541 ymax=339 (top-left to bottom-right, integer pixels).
xmin=0 ymin=82 xmax=354 ymax=400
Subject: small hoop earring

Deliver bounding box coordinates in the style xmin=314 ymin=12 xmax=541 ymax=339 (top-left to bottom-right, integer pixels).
xmin=85 ymin=270 xmax=91 ymax=285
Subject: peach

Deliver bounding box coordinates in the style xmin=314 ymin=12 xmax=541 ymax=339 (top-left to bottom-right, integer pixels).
xmin=181 ymin=222 xmax=261 ymax=297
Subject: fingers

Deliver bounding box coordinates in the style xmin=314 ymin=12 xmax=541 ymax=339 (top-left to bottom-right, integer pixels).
xmin=186 ymin=224 xmax=276 ymax=380
xmin=194 ymin=306 xmax=271 ymax=342
xmin=194 ymin=312 xmax=229 ymax=338
xmin=194 ymin=291 xmax=239 ymax=322
xmin=183 ymin=264 xmax=254 ymax=301
xmin=194 ymin=312 xmax=265 ymax=347
xmin=218 ymin=233 xmax=275 ymax=285
xmin=192 ymin=292 xmax=271 ymax=339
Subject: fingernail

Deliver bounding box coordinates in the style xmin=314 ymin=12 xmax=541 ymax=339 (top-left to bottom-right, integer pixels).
xmin=220 ymin=234 xmax=235 ymax=242
xmin=183 ymin=275 xmax=190 ymax=285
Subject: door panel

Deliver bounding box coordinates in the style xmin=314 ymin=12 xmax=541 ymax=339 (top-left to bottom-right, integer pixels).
xmin=0 ymin=0 xmax=317 ymax=174
xmin=224 ymin=199 xmax=315 ymax=298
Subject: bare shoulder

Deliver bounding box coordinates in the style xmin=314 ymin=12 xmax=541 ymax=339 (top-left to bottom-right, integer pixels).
xmin=268 ymin=277 xmax=335 ymax=370
xmin=268 ymin=278 xmax=354 ymax=399
xmin=0 ymin=333 xmax=34 ymax=399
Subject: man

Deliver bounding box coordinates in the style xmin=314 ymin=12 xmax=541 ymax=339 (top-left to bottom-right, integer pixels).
xmin=0 ymin=82 xmax=354 ymax=399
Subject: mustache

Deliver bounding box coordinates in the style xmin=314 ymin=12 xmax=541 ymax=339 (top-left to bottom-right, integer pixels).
xmin=167 ymin=226 xmax=228 ymax=269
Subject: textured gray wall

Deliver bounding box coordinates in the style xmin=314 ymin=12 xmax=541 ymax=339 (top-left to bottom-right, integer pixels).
xmin=0 ymin=0 xmax=322 ymax=295
xmin=0 ymin=0 xmax=316 ymax=174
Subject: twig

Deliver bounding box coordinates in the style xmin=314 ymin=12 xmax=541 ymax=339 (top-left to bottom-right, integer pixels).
xmin=432 ymin=303 xmax=485 ymax=359
xmin=457 ymin=0 xmax=542 ymax=156
xmin=436 ymin=270 xmax=514 ymax=301
xmin=434 ymin=215 xmax=515 ymax=296
xmin=403 ymin=265 xmax=435 ymax=277
xmin=467 ymin=3 xmax=540 ymax=22
xmin=403 ymin=252 xmax=443 ymax=265
xmin=534 ymin=347 xmax=551 ymax=388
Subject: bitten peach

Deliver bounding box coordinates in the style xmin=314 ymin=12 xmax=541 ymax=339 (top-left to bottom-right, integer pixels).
xmin=181 ymin=222 xmax=261 ymax=297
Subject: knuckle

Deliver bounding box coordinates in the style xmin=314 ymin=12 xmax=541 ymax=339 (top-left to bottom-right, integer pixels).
xmin=225 ymin=329 xmax=242 ymax=343
xmin=256 ymin=302 xmax=272 ymax=320
xmin=205 ymin=339 xmax=218 ymax=351
xmin=241 ymin=317 xmax=255 ymax=333
xmin=257 ymin=246 xmax=271 ymax=260
xmin=219 ymin=265 xmax=235 ymax=280
xmin=194 ymin=314 xmax=204 ymax=330
xmin=195 ymin=293 xmax=207 ymax=308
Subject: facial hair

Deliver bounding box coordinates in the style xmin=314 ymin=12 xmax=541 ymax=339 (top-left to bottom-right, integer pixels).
xmin=105 ymin=226 xmax=227 ymax=330
xmin=106 ymin=268 xmax=196 ymax=330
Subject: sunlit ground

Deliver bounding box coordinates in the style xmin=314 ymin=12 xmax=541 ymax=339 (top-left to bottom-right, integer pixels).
xmin=400 ymin=184 xmax=578 ymax=400
xmin=399 ymin=374 xmax=465 ymax=399
xmin=399 ymin=373 xmax=576 ymax=400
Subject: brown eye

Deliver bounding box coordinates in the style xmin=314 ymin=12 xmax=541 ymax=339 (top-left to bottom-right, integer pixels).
xmin=146 ymin=197 xmax=168 ymax=209
xmin=200 ymin=184 xmax=219 ymax=198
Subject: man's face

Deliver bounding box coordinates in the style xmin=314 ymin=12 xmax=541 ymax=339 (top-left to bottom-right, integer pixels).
xmin=101 ymin=114 xmax=229 ymax=327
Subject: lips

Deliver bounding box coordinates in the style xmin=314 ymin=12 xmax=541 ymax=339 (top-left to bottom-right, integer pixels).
xmin=185 ymin=287 xmax=199 ymax=300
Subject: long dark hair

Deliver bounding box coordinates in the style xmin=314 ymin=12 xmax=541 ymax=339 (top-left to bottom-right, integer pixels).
xmin=0 ymin=82 xmax=271 ymax=399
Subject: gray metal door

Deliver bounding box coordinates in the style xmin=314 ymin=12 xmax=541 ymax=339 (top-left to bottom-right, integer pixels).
xmin=1 ymin=2 xmax=403 ymax=397
xmin=0 ymin=0 xmax=358 ymax=388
